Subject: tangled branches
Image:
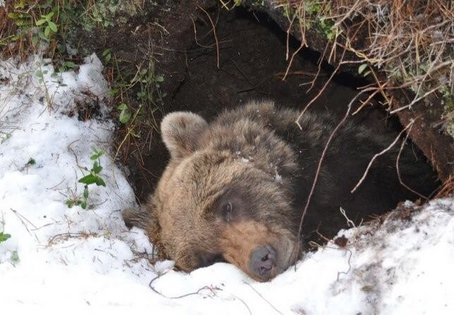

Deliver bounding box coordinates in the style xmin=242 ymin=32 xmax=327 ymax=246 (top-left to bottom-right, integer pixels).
xmin=275 ymin=0 xmax=453 ymax=112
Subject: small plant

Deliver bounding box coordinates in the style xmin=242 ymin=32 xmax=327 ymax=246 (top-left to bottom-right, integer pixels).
xmin=102 ymin=48 xmax=112 ymax=64
xmin=35 ymin=69 xmax=48 ymax=83
xmin=57 ymin=60 xmax=77 ymax=73
xmin=66 ymin=186 xmax=90 ymax=209
xmin=79 ymin=149 xmax=106 ymax=187
xmin=10 ymin=250 xmax=20 ymax=265
xmin=117 ymin=103 xmax=132 ymax=124
xmin=0 ymin=231 xmax=11 ymax=243
xmin=0 ymin=132 xmax=12 ymax=144
xmin=358 ymin=63 xmax=371 ymax=77
xmin=26 ymin=158 xmax=36 ymax=166
xmin=66 ymin=149 xmax=106 ymax=209
xmin=3 ymin=1 xmax=61 ymax=52
xmin=35 ymin=11 xmax=58 ymax=44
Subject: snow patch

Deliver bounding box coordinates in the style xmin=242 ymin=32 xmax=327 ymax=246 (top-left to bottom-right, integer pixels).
xmin=1 ymin=55 xmax=453 ymax=314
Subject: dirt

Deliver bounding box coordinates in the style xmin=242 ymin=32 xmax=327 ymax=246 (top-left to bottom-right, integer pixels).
xmin=390 ymin=90 xmax=454 ymax=182
xmin=68 ymin=1 xmax=442 ymax=209
xmin=128 ymin=6 xmax=423 ymax=203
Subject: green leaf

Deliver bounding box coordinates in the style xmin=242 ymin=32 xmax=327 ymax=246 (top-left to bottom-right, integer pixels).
xmin=155 ymin=75 xmax=164 ymax=83
xmin=90 ymin=150 xmax=104 ymax=160
xmin=358 ymin=63 xmax=368 ymax=75
xmin=63 ymin=61 xmax=76 ymax=69
xmin=14 ymin=0 xmax=26 ymax=9
xmin=44 ymin=11 xmax=55 ymax=20
xmin=8 ymin=13 xmax=19 ymax=19
xmin=117 ymin=103 xmax=128 ymax=111
xmin=36 ymin=18 xmax=47 ymax=26
xmin=26 ymin=158 xmax=36 ymax=166
xmin=102 ymin=49 xmax=112 ymax=63
xmin=119 ymin=110 xmax=131 ymax=124
xmin=35 ymin=70 xmax=44 ymax=79
xmin=38 ymin=31 xmax=49 ymax=41
xmin=0 ymin=232 xmax=11 ymax=242
xmin=79 ymin=174 xmax=98 ymax=185
xmin=10 ymin=250 xmax=20 ymax=264
xmin=109 ymin=88 xmax=119 ymax=97
xmin=83 ymin=186 xmax=89 ymax=199
xmin=44 ymin=26 xmax=51 ymax=37
xmin=118 ymin=104 xmax=131 ymax=124
xmin=48 ymin=21 xmax=58 ymax=33
xmin=66 ymin=199 xmax=75 ymax=208
xmin=95 ymin=177 xmax=106 ymax=187
xmin=92 ymin=163 xmax=103 ymax=174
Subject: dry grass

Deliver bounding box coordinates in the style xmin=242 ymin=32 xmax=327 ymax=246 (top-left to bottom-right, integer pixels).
xmin=0 ymin=0 xmax=62 ymax=59
xmin=274 ymin=0 xmax=453 ymax=112
xmin=0 ymin=2 xmax=33 ymax=59
xmin=434 ymin=175 xmax=454 ymax=198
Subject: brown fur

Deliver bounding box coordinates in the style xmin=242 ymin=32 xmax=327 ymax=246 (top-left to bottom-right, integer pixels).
xmin=220 ymin=221 xmax=298 ymax=281
xmin=124 ymin=100 xmax=438 ymax=281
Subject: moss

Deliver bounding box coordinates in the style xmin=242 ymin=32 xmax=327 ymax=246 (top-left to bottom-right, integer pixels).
xmin=279 ymin=0 xmax=337 ymax=41
xmin=76 ymin=0 xmax=142 ymax=31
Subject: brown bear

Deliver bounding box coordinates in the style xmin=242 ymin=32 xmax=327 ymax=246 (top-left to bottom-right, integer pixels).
xmin=124 ymin=100 xmax=438 ymax=281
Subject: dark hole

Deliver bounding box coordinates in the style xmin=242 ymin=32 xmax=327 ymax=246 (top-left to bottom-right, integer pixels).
xmin=126 ymin=5 xmax=440 ymax=245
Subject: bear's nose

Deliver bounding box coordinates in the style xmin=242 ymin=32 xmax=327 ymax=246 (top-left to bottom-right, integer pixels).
xmin=249 ymin=245 xmax=277 ymax=280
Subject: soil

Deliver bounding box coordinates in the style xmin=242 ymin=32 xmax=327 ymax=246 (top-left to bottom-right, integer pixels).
xmin=69 ymin=1 xmax=444 ymax=212
xmin=128 ymin=6 xmax=429 ymax=203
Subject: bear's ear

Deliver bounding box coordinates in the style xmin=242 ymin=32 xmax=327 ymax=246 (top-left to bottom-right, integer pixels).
xmin=161 ymin=111 xmax=208 ymax=159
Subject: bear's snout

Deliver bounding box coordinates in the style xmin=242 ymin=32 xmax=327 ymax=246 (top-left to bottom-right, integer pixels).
xmin=219 ymin=220 xmax=297 ymax=281
xmin=249 ymin=245 xmax=277 ymax=280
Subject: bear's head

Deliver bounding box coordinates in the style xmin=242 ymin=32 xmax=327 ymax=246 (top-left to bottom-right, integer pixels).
xmin=148 ymin=106 xmax=302 ymax=281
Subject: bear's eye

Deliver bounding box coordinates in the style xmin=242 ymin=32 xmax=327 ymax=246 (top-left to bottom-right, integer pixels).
xmin=221 ymin=201 xmax=233 ymax=222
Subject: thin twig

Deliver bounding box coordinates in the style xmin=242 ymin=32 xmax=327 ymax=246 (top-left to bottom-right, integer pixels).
xmin=296 ymin=49 xmax=348 ymax=128
xmin=282 ymin=43 xmax=305 ymax=81
xmin=149 ymin=271 xmax=221 ymax=299
xmin=197 ymin=5 xmax=220 ymax=69
xmin=190 ymin=17 xmax=216 ymax=49
xmin=297 ymin=90 xmax=368 ymax=239
xmin=339 ymin=207 xmax=355 ymax=228
xmin=10 ymin=208 xmax=38 ymax=241
xmin=231 ymin=294 xmax=253 ymax=315
xmin=244 ymin=282 xmax=284 ymax=315
xmin=351 ymin=119 xmax=415 ymax=193
xmin=395 ymin=124 xmax=429 ymax=200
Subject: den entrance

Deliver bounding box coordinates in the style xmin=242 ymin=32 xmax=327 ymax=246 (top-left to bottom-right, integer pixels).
xmin=125 ymin=7 xmax=440 ymax=245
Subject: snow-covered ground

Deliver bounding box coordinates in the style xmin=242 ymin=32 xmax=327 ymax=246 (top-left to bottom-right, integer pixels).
xmin=0 ymin=55 xmax=453 ymax=314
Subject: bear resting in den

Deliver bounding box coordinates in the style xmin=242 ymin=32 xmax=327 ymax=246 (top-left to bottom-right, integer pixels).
xmin=123 ymin=100 xmax=437 ymax=282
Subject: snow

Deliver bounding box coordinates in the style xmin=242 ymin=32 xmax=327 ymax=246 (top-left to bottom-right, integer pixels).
xmin=1 ymin=55 xmax=453 ymax=314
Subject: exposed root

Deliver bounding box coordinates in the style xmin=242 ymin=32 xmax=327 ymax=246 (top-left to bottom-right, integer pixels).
xmin=351 ymin=119 xmax=415 ymax=194
xmin=297 ymin=90 xmax=368 ymax=239
xmin=395 ymin=126 xmax=431 ymax=200
xmin=434 ymin=175 xmax=454 ymax=198
xmin=198 ymin=5 xmax=221 ymax=69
